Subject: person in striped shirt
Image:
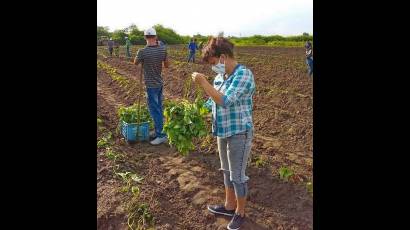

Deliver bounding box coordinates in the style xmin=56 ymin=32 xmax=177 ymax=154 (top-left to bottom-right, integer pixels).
xmin=192 ymin=36 xmax=255 ymax=230
xmin=134 ymin=28 xmax=170 ymax=145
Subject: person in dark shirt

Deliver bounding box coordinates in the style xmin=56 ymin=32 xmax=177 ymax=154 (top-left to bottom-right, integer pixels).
xmin=125 ymin=36 xmax=132 ymax=58
xmin=107 ymin=38 xmax=114 ymax=57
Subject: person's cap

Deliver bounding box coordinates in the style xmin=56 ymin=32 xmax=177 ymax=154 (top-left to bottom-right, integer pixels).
xmin=144 ymin=28 xmax=157 ymax=36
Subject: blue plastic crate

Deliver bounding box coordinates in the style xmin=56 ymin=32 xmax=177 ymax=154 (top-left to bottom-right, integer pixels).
xmin=121 ymin=121 xmax=150 ymax=142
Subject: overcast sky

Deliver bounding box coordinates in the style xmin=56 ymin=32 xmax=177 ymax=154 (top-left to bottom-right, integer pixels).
xmin=97 ymin=0 xmax=313 ymax=36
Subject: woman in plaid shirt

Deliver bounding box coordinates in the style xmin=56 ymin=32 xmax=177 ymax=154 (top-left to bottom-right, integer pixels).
xmin=192 ymin=37 xmax=255 ymax=230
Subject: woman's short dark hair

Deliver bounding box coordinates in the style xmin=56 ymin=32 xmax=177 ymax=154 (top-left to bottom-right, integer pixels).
xmin=202 ymin=36 xmax=234 ymax=63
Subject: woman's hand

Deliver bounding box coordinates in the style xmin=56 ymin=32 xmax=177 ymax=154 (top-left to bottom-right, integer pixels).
xmin=191 ymin=72 xmax=206 ymax=85
xmin=192 ymin=72 xmax=224 ymax=105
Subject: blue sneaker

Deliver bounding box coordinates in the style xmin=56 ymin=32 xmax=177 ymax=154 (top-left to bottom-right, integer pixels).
xmin=207 ymin=204 xmax=235 ymax=217
xmin=227 ymin=213 xmax=245 ymax=230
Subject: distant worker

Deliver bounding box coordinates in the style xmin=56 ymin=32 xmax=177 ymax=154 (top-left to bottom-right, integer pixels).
xmin=198 ymin=41 xmax=204 ymax=55
xmin=107 ymin=38 xmax=114 ymax=57
xmin=156 ymin=38 xmax=166 ymax=48
xmin=125 ymin=37 xmax=132 ymax=58
xmin=187 ymin=38 xmax=198 ymax=63
xmin=305 ymin=41 xmax=313 ymax=76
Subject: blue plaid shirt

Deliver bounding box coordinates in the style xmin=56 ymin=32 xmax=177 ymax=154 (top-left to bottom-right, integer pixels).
xmin=204 ymin=64 xmax=255 ymax=138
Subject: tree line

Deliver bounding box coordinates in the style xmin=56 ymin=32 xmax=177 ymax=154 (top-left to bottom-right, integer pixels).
xmin=97 ymin=24 xmax=312 ymax=46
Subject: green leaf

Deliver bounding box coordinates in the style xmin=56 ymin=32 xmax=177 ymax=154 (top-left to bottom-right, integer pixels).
xmin=162 ymin=99 xmax=210 ymax=156
xmin=199 ymin=130 xmax=207 ymax=137
xmin=131 ymin=174 xmax=144 ymax=183
xmin=199 ymin=107 xmax=209 ymax=115
xmin=278 ymin=166 xmax=293 ymax=182
xmin=116 ymin=171 xmax=131 ymax=180
xmin=131 ymin=186 xmax=140 ymax=196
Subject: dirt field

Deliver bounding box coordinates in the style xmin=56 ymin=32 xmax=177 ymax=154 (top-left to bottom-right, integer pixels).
xmin=97 ymin=45 xmax=313 ymax=230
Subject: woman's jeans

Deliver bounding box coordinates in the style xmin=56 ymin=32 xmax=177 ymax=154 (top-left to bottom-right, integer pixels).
xmin=217 ymin=129 xmax=253 ymax=197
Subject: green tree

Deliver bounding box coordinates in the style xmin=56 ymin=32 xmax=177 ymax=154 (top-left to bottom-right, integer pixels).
xmin=153 ymin=24 xmax=185 ymax=44
xmin=97 ymin=26 xmax=111 ymax=39
xmin=112 ymin=29 xmax=128 ymax=45
xmin=193 ymin=34 xmax=208 ymax=43
xmin=125 ymin=24 xmax=138 ymax=34
xmin=128 ymin=25 xmax=145 ymax=45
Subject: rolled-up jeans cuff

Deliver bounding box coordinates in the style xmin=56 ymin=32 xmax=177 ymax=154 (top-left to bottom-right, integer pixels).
xmin=219 ymin=168 xmax=234 ymax=188
xmin=232 ymin=181 xmax=248 ymax=197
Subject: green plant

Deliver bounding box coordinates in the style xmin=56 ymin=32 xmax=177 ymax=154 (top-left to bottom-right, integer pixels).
xmin=104 ymin=148 xmax=122 ymax=161
xmin=130 ymin=173 xmax=144 ymax=183
xmin=116 ymin=171 xmax=143 ymax=194
xmin=254 ymin=155 xmax=267 ymax=168
xmin=278 ymin=166 xmax=294 ymax=182
xmin=97 ymin=61 xmax=129 ymax=85
xmin=97 ymin=117 xmax=105 ymax=131
xmin=306 ymin=181 xmax=313 ymax=194
xmin=97 ymin=117 xmax=103 ymax=126
xmin=97 ymin=132 xmax=112 ymax=148
xmin=117 ymin=171 xmax=131 ymax=180
xmin=118 ymin=104 xmax=152 ymax=125
xmin=163 ymin=98 xmax=209 ymax=155
xmin=131 ymin=186 xmax=140 ymax=197
xmin=104 ymin=148 xmax=123 ymax=175
xmin=127 ymin=202 xmax=154 ymax=230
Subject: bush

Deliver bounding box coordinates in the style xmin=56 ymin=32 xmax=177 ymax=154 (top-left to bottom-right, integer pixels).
xmin=112 ymin=30 xmax=128 ymax=45
xmin=154 ymin=24 xmax=185 ymax=44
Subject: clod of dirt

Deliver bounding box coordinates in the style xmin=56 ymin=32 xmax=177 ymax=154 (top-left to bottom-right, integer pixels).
xmin=192 ymin=190 xmax=209 ymax=206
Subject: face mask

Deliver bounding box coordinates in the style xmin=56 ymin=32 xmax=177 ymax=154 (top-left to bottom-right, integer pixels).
xmin=211 ymin=57 xmax=225 ymax=75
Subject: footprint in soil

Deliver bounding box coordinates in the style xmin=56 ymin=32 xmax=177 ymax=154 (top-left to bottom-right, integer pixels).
xmin=162 ymin=155 xmax=271 ymax=230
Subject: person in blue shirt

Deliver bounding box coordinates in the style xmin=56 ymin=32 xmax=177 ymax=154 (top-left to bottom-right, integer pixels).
xmin=187 ymin=38 xmax=198 ymax=63
xmin=305 ymin=41 xmax=313 ymax=76
xmin=156 ymin=38 xmax=166 ymax=48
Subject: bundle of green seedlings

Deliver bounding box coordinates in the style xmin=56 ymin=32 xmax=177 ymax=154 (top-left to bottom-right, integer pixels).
xmin=117 ymin=104 xmax=154 ymax=130
xmin=163 ymin=78 xmax=210 ymax=155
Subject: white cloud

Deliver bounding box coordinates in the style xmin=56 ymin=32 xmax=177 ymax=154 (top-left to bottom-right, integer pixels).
xmin=97 ymin=0 xmax=312 ymax=36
